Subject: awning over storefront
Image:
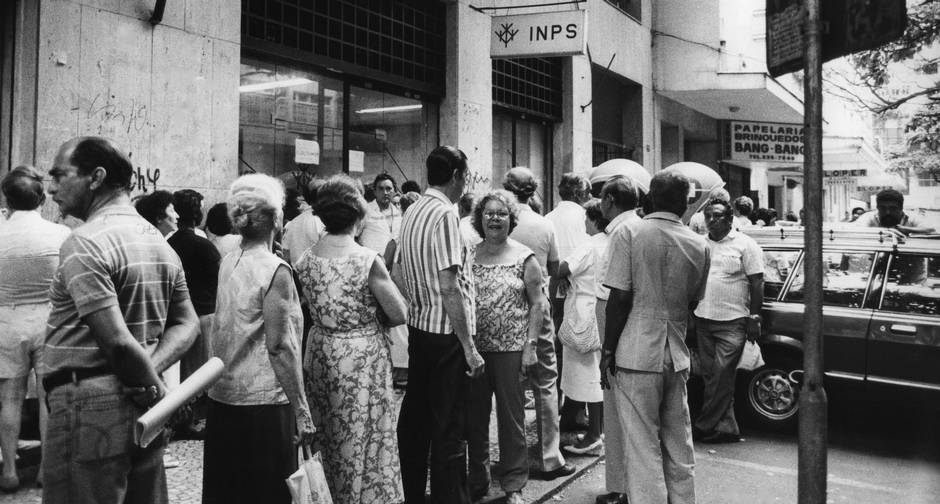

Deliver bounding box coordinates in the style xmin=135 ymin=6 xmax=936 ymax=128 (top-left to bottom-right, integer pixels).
xmin=658 ymin=72 xmax=804 ymax=124
xmin=856 ymin=171 xmax=906 ymax=192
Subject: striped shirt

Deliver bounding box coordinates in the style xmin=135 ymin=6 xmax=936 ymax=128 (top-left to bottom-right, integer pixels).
xmin=397 ymin=188 xmax=475 ymax=335
xmin=694 ymin=230 xmax=763 ymax=321
xmin=44 ymin=203 xmax=189 ymax=375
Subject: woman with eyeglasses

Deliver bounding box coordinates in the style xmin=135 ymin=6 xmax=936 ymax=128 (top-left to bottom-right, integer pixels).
xmin=467 ymin=190 xmax=544 ymax=504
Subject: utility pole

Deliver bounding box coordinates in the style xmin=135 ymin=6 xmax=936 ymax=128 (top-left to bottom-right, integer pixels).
xmin=798 ymin=0 xmax=828 ymax=502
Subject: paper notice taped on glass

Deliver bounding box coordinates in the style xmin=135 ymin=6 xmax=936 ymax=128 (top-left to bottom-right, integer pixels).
xmin=295 ymin=139 xmax=320 ymax=164
xmin=135 ymin=357 xmax=225 ymax=448
xmin=349 ymin=149 xmax=365 ymax=173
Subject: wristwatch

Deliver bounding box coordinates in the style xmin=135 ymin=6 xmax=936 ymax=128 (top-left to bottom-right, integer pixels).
xmin=748 ymin=314 xmax=763 ymax=323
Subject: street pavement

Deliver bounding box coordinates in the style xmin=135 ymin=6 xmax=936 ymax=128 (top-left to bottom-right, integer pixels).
xmin=4 ymin=394 xmax=937 ymax=503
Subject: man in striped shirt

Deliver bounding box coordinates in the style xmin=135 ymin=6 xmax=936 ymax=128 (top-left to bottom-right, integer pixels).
xmin=397 ymin=145 xmax=484 ymax=504
xmin=42 ymin=136 xmax=199 ymax=504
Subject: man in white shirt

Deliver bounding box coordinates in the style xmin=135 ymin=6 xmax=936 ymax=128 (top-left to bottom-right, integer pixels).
xmin=0 ymin=166 xmax=71 ymax=491
xmin=458 ymin=192 xmax=480 ymax=247
xmin=693 ymin=198 xmax=764 ymax=444
xmin=853 ymin=188 xmax=935 ymax=234
xmin=504 ymin=167 xmax=577 ymax=480
xmin=283 ymin=178 xmax=324 ymax=267
xmin=359 ymin=173 xmax=403 ymax=253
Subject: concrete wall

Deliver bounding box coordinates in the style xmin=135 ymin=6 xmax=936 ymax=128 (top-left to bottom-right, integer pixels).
xmin=653 ymin=0 xmax=721 ymax=91
xmin=441 ymin=1 xmax=493 ymax=192
xmin=34 ymin=0 xmax=240 ymax=208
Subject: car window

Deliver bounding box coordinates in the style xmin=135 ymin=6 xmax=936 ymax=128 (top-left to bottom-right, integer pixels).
xmin=762 ymin=249 xmax=801 ymax=300
xmin=784 ymin=251 xmax=874 ymax=308
xmin=882 ymin=253 xmax=940 ymax=315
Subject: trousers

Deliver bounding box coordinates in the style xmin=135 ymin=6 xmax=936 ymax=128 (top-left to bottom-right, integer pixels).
xmin=43 ymin=375 xmax=167 ymax=504
xmin=468 ymin=352 xmax=528 ymax=496
xmin=529 ymin=303 xmax=566 ymax=472
xmin=610 ymin=351 xmax=695 ymax=504
xmin=398 ymin=328 xmax=471 ymax=504
xmin=694 ymin=317 xmax=747 ymax=436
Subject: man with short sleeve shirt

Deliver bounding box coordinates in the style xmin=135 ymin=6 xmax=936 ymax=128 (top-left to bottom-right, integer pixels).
xmin=692 ymin=199 xmax=764 ymax=443
xmin=396 ymin=146 xmax=484 ymax=504
xmin=601 ymin=171 xmax=709 ymax=504
xmin=42 ymin=137 xmax=199 ymax=504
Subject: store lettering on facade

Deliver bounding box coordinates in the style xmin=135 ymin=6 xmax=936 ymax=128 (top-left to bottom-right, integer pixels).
xmin=491 ymin=10 xmax=586 ymax=58
xmin=722 ymin=121 xmax=806 ymax=163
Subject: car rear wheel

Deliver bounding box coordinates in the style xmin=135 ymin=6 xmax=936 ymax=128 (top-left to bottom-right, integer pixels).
xmin=737 ymin=354 xmax=800 ymax=432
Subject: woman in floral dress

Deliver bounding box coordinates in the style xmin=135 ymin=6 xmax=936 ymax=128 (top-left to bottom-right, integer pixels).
xmin=468 ymin=190 xmax=544 ymax=504
xmin=295 ymin=175 xmax=407 ymax=504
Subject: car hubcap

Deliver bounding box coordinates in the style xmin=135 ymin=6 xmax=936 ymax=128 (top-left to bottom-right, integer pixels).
xmin=749 ymin=368 xmax=798 ymax=420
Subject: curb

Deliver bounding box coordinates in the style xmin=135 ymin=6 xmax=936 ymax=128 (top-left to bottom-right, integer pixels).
xmin=532 ymin=454 xmax=605 ymax=504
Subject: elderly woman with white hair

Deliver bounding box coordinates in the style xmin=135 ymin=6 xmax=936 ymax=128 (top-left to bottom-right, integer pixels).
xmin=203 ymin=174 xmax=315 ymax=504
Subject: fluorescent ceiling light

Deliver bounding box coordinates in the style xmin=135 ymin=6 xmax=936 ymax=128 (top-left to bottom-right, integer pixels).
xmin=355 ymin=104 xmax=423 ymax=114
xmin=238 ymin=78 xmax=314 ymax=93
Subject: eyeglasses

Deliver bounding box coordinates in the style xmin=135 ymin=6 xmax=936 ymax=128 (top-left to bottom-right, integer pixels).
xmin=483 ymin=211 xmax=510 ymax=220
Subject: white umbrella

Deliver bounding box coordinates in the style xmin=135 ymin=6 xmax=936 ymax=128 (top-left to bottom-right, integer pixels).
xmin=589 ymin=158 xmax=652 ymax=194
xmin=661 ymin=162 xmax=725 ymax=224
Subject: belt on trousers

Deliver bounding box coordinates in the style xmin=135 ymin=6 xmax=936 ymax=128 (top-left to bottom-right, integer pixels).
xmin=42 ymin=366 xmax=113 ymax=393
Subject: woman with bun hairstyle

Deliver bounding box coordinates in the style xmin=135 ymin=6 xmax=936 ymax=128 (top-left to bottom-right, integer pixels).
xmin=295 ymin=174 xmax=408 ymax=503
xmin=203 ymin=174 xmax=315 ymax=504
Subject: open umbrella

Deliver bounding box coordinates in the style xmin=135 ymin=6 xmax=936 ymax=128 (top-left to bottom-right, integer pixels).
xmin=661 ymin=162 xmax=725 ymax=224
xmin=589 ymin=158 xmax=651 ymax=194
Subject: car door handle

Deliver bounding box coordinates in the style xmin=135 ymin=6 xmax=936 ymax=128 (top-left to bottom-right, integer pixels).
xmin=889 ymin=324 xmax=917 ymax=337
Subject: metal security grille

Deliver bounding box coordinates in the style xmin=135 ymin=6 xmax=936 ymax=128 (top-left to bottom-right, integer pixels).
xmin=242 ymin=0 xmax=446 ymax=92
xmin=492 ymin=58 xmax=562 ymax=121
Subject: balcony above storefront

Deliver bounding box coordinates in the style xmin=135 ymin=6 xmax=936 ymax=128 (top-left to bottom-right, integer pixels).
xmin=658 ymin=72 xmax=803 ymax=123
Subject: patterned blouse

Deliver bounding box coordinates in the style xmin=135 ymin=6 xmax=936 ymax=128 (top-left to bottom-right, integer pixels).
xmin=472 ymin=245 xmax=534 ymax=352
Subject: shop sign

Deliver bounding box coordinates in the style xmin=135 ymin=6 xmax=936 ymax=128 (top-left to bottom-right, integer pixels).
xmin=723 ymin=121 xmax=804 ymax=163
xmin=491 ymin=10 xmax=586 ymax=59
xmin=824 ymin=169 xmax=867 ymax=178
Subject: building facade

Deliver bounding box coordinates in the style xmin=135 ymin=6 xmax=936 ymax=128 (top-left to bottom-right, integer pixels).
xmin=0 ymin=0 xmax=890 ymax=221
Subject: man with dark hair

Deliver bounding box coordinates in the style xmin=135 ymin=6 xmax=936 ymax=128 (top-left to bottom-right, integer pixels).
xmin=592 ymin=175 xmax=641 ymax=504
xmin=693 ymin=198 xmax=763 ymax=444
xmin=401 ymin=179 xmax=421 ymax=194
xmin=134 ymin=190 xmax=178 ymax=237
xmin=0 ymin=166 xmax=71 ymax=492
xmin=360 ymin=173 xmax=403 ymax=253
xmin=601 ymin=171 xmax=709 ymax=504
xmin=854 ymin=188 xmax=935 ymax=234
xmin=169 ymin=189 xmax=221 ymax=435
xmin=283 ymin=177 xmax=324 ymax=267
xmin=503 ymin=167 xmax=578 ymax=481
xmin=43 ymin=137 xmax=199 ymax=503
xmin=397 ymin=145 xmax=483 ymax=504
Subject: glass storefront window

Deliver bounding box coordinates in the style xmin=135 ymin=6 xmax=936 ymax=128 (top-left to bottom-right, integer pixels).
xmin=239 ymin=58 xmax=345 ymax=187
xmin=348 ymin=86 xmax=438 ymax=189
xmin=239 ymin=58 xmax=439 ymax=192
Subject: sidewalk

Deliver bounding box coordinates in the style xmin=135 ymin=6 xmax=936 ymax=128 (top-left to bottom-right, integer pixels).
xmin=0 ymin=395 xmax=603 ymax=503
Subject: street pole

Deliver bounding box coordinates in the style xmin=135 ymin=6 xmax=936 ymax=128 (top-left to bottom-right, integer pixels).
xmin=799 ymin=0 xmax=828 ymax=503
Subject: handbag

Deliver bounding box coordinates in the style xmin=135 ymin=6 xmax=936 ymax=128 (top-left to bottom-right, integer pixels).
xmin=286 ymin=446 xmax=333 ymax=504
xmin=557 ymin=293 xmax=601 ymax=353
xmin=736 ymin=340 xmax=765 ymax=371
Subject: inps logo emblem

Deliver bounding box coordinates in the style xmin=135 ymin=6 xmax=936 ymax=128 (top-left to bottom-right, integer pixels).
xmin=495 ymin=22 xmax=518 ymax=47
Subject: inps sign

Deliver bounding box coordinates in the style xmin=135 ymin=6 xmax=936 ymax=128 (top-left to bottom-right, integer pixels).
xmin=491 ymin=10 xmax=587 ymax=59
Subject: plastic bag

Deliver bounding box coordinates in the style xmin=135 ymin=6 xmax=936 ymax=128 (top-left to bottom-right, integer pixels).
xmin=737 ymin=340 xmax=765 ymax=371
xmin=286 ymin=447 xmax=333 ymax=504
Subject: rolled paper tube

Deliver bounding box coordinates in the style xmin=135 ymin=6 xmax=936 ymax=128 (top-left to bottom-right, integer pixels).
xmin=135 ymin=357 xmax=225 ymax=448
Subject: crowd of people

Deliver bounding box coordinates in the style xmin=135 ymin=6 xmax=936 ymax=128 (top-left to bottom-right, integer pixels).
xmin=1 ymin=134 xmax=936 ymax=504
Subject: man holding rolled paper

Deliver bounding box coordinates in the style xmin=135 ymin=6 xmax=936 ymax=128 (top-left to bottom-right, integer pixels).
xmin=42 ymin=136 xmax=200 ymax=504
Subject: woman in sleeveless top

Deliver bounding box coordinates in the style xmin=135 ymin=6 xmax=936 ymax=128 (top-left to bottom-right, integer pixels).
xmin=468 ymin=190 xmax=544 ymax=504
xmin=295 ymin=175 xmax=407 ymax=504
xmin=204 ymin=174 xmax=315 ymax=504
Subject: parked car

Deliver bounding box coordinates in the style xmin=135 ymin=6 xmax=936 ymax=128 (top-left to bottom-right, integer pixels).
xmin=734 ymin=226 xmax=940 ymax=431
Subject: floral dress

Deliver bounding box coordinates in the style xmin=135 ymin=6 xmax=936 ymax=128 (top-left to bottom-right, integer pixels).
xmin=295 ymin=246 xmax=403 ymax=504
